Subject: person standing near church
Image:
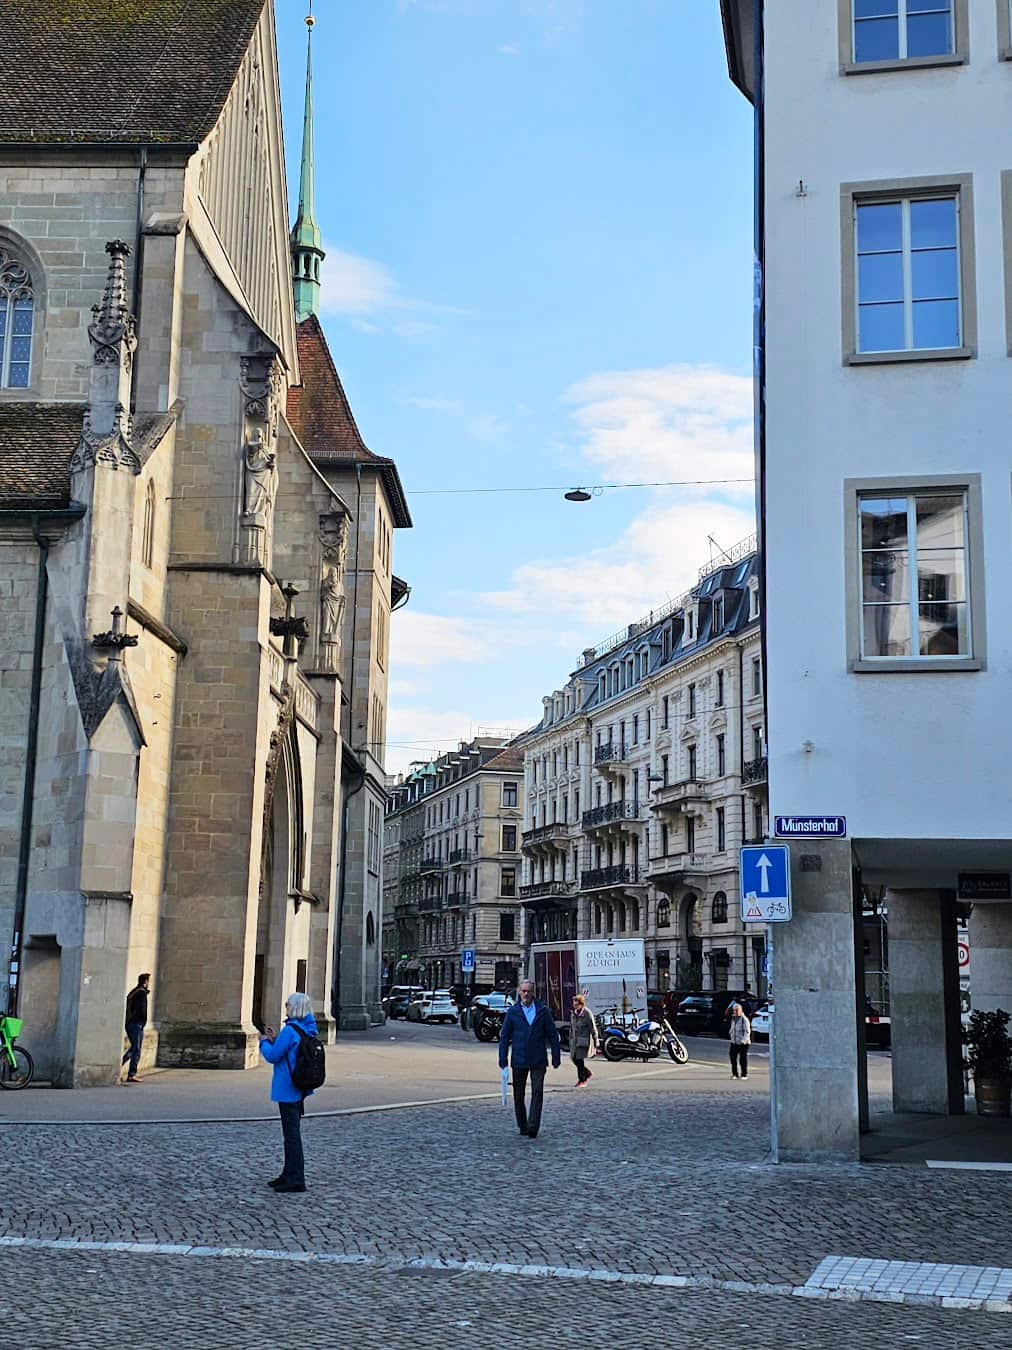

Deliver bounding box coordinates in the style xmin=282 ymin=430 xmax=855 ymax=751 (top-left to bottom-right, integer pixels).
xmin=498 ymin=979 xmax=561 ymax=1138
xmin=121 ymin=973 xmax=151 ymax=1083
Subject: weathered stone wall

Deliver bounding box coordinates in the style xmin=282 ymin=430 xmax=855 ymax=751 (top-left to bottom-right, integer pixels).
xmin=0 ymin=150 xmax=185 ymax=403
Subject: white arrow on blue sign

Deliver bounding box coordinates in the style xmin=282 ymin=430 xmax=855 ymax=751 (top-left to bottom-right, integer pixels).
xmin=460 ymin=948 xmax=476 ymax=972
xmin=739 ymin=844 xmax=792 ymax=922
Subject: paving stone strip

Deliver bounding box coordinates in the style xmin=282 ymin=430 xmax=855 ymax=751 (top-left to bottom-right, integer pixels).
xmin=2 ymin=1235 xmax=1011 ymax=1315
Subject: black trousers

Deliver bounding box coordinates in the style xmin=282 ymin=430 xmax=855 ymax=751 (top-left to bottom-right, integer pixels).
xmin=512 ymin=1066 xmax=547 ymax=1135
xmin=573 ymin=1057 xmax=591 ymax=1083
xmin=279 ymin=1100 xmax=305 ymax=1185
xmin=730 ymin=1043 xmax=749 ymax=1077
xmin=121 ymin=1021 xmax=144 ymax=1076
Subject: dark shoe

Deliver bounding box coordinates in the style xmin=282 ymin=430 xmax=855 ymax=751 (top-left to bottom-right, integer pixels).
xmin=268 ymin=1176 xmax=286 ymax=1188
xmin=518 ymin=1127 xmax=528 ymax=1136
xmin=527 ymin=1131 xmax=538 ymax=1139
xmin=274 ymin=1183 xmax=306 ymax=1193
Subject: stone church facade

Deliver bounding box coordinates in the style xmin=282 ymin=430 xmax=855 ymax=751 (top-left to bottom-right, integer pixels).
xmin=0 ymin=2 xmax=409 ymax=1084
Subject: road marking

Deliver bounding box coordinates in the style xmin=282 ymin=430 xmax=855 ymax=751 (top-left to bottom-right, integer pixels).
xmin=1 ymin=1238 xmax=1009 ymax=1312
xmin=925 ymin=1160 xmax=1012 ymax=1172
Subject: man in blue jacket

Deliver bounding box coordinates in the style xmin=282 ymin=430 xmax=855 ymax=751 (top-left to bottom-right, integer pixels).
xmin=498 ymin=979 xmax=561 ymax=1139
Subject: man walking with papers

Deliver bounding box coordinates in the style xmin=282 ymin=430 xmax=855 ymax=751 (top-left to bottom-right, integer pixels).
xmin=498 ymin=979 xmax=561 ymax=1139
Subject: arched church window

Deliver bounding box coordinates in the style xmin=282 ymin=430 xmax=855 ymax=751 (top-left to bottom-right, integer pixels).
xmin=0 ymin=251 xmax=35 ymax=388
xmin=712 ymin=891 xmax=728 ymax=924
xmin=142 ymin=479 xmax=156 ymax=569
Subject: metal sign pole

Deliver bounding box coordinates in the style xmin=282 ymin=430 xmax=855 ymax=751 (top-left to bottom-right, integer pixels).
xmin=767 ymin=920 xmax=777 ymax=1158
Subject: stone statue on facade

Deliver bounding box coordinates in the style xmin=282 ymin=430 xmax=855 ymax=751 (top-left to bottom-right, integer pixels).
xmin=242 ymin=428 xmax=277 ymax=525
xmin=317 ymin=510 xmax=349 ymax=672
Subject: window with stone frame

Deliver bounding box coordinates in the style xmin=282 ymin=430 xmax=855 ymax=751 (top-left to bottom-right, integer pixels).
xmin=712 ymin=891 xmax=729 ymax=924
xmin=141 ymin=479 xmax=156 ymax=569
xmin=0 ymin=249 xmax=36 ymax=389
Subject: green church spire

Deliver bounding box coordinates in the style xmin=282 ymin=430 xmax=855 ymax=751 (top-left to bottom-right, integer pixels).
xmin=290 ymin=5 xmax=324 ymax=321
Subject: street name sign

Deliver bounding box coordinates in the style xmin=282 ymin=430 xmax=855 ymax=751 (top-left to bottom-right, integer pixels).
xmin=460 ymin=947 xmax=475 ymax=973
xmin=774 ymin=815 xmax=846 ymax=838
xmin=740 ymin=844 xmax=791 ymax=922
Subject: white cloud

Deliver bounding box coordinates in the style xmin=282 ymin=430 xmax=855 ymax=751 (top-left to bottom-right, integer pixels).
xmin=481 ymin=495 xmax=756 ymax=632
xmin=390 ymin=611 xmax=490 ymax=669
xmin=384 ymin=706 xmax=530 ymax=776
xmin=319 ymin=247 xmax=397 ymax=316
xmin=499 ymin=42 xmax=520 ymax=55
xmin=564 ymin=364 xmax=753 ymax=487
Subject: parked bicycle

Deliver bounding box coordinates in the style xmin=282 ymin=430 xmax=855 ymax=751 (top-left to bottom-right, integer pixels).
xmin=0 ymin=1014 xmax=34 ymax=1089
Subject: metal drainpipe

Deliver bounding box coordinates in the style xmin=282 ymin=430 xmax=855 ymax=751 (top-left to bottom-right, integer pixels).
xmin=738 ymin=642 xmax=748 ymax=988
xmin=753 ymin=0 xmax=768 ymax=753
xmin=130 ymin=147 xmax=147 ymax=414
xmin=9 ymin=514 xmax=49 ymax=1016
xmin=332 ymin=460 xmax=367 ymax=1031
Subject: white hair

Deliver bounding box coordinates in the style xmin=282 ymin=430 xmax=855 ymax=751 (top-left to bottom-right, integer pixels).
xmin=286 ymin=992 xmax=313 ymax=1020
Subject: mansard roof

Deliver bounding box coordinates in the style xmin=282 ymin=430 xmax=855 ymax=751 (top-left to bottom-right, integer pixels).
xmin=0 ymin=1 xmax=265 ymax=145
xmin=286 ymin=315 xmax=412 ymax=528
xmin=0 ymin=402 xmax=85 ymax=506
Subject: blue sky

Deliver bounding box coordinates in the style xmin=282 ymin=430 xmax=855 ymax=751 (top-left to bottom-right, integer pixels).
xmin=276 ymin=0 xmax=755 ymax=774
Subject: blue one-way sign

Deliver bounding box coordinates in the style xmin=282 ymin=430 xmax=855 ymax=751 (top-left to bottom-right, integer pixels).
xmin=739 ymin=844 xmax=792 ymax=922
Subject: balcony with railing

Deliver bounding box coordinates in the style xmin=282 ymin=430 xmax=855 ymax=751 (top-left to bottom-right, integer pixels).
xmin=594 ymin=741 xmax=631 ymax=770
xmin=444 ymin=890 xmax=470 ymax=908
xmin=580 ymin=863 xmax=640 ymax=891
xmin=418 ymin=895 xmax=442 ymax=913
xmin=650 ymin=778 xmax=710 ymax=814
xmin=519 ymin=879 xmax=579 ymax=904
xmin=419 ymin=856 xmax=442 ymax=876
xmin=447 ymin=848 xmax=472 ymax=866
xmin=521 ymin=821 xmax=571 ymax=852
xmin=743 ymin=755 xmax=768 ymax=787
xmin=581 ymin=800 xmax=643 ymax=832
xmin=646 ymin=852 xmax=708 ymax=888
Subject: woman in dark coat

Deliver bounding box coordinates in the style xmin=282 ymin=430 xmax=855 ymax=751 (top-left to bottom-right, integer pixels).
xmin=569 ymin=993 xmax=599 ymax=1086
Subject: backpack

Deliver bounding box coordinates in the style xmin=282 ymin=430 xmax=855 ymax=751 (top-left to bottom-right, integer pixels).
xmin=289 ymin=1023 xmax=326 ymax=1094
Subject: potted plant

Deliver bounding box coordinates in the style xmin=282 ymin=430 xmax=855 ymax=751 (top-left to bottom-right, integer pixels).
xmin=965 ymin=1009 xmax=1012 ymax=1117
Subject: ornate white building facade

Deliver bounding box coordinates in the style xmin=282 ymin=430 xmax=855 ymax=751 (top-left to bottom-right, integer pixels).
xmin=521 ymin=541 xmax=767 ymax=997
xmin=385 ymin=738 xmax=525 ymax=992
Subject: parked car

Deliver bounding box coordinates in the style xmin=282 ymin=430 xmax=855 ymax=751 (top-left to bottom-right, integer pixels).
xmin=406 ymin=990 xmax=459 ymax=1024
xmin=751 ymin=1001 xmax=772 ymax=1040
xmin=383 ymin=985 xmax=425 ymax=1019
xmin=675 ymin=991 xmax=759 ymax=1037
xmin=746 ymin=999 xmax=890 ymax=1048
xmin=864 ymin=997 xmax=891 ymax=1049
xmin=647 ymin=989 xmax=694 ymax=1025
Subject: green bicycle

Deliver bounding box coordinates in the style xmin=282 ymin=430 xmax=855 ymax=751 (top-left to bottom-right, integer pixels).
xmin=0 ymin=1015 xmax=34 ymax=1089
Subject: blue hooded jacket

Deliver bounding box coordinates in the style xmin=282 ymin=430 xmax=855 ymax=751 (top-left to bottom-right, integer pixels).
xmin=259 ymin=1013 xmax=319 ymax=1102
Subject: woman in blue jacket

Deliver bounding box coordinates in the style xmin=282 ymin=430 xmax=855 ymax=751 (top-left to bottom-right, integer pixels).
xmin=260 ymin=992 xmax=318 ymax=1193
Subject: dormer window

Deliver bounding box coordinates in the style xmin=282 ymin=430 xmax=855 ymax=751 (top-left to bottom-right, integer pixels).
xmin=0 ymin=251 xmax=35 ymax=388
xmin=713 ymin=595 xmax=724 ymax=632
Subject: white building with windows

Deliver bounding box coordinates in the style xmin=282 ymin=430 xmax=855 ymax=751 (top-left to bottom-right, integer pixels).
xmin=385 ymin=737 xmax=524 ymax=991
xmin=722 ymin=0 xmax=1012 ymax=1160
xmin=520 ymin=542 xmax=767 ymax=997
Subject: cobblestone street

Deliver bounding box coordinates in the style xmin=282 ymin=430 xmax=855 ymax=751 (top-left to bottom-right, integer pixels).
xmin=4 ymin=1026 xmax=1012 ymax=1347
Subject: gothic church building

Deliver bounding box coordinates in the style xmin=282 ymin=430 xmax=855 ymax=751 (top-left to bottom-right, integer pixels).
xmin=0 ymin=2 xmax=409 ymax=1084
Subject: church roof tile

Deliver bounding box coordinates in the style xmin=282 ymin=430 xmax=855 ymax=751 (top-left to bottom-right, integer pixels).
xmin=0 ymin=1 xmax=265 ymax=145
xmin=287 ymin=315 xmax=412 ymax=528
xmin=0 ymin=402 xmax=86 ymax=507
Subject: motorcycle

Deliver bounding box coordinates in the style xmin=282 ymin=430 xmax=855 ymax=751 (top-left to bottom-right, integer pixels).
xmin=599 ymin=1010 xmax=689 ymax=1065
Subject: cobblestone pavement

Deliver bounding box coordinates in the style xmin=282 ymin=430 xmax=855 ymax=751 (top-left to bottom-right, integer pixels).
xmin=3 ymin=1247 xmax=1009 ymax=1350
xmin=4 ymin=1038 xmax=1010 ymax=1346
